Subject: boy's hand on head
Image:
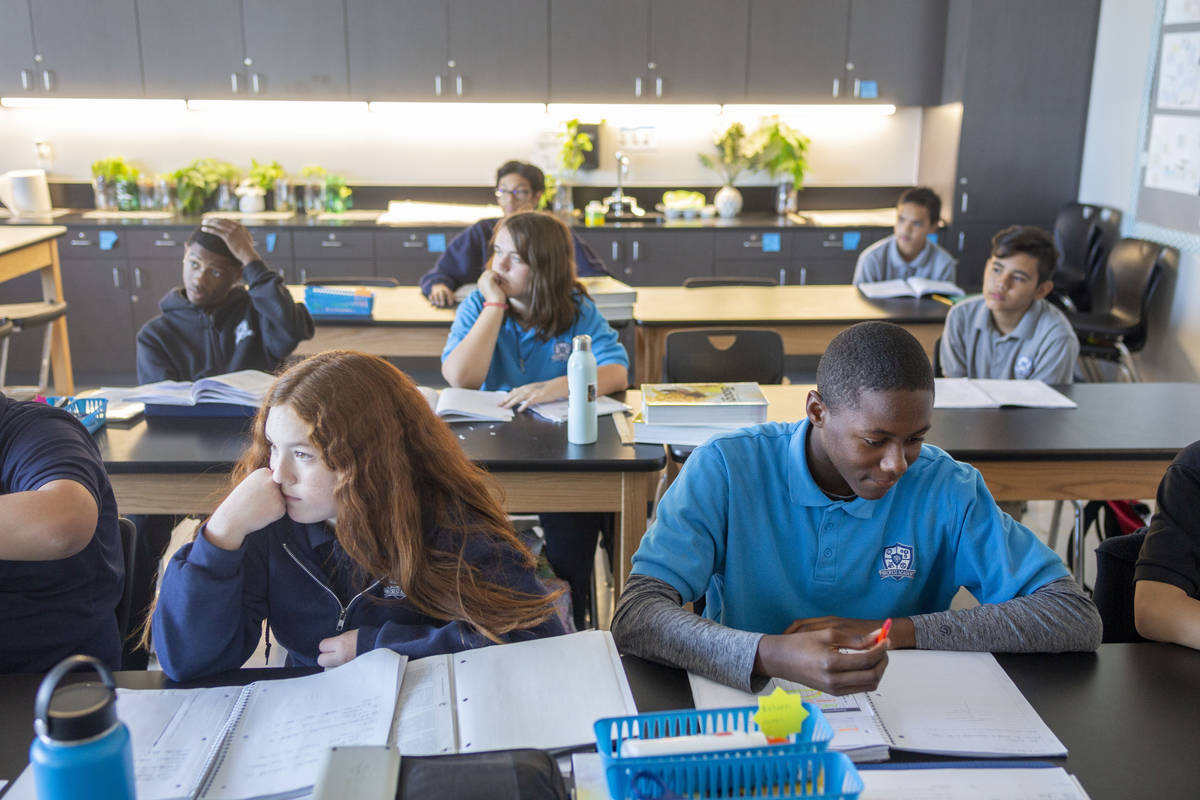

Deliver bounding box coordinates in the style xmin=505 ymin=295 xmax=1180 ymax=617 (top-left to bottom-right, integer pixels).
xmin=477 ymin=270 xmax=509 ymax=304
xmin=427 ymin=284 xmax=456 ymax=308
xmin=783 ymin=616 xmax=914 ymax=649
xmin=201 ymin=218 xmax=261 ymax=266
xmin=755 ymin=627 xmax=889 ymax=695
xmin=317 ymin=629 xmax=359 ymax=668
xmin=204 ymin=468 xmax=287 ymax=551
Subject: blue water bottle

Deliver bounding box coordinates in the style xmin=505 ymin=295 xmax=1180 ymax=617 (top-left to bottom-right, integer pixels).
xmin=30 ymin=655 xmax=137 ymax=800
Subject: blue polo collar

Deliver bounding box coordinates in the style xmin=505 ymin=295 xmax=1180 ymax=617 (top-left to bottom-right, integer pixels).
xmin=787 ymin=419 xmax=880 ymax=519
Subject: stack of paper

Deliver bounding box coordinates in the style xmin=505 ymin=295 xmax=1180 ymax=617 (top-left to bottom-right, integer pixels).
xmin=580 ymin=275 xmax=637 ymax=323
xmin=934 ymin=378 xmax=1077 ymax=408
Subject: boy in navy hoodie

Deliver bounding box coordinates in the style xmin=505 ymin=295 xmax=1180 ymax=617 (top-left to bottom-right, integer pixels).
xmin=129 ymin=218 xmax=314 ymax=667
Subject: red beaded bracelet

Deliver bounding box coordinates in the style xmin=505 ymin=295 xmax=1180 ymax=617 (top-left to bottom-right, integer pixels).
xmin=483 ymin=301 xmax=508 ymax=309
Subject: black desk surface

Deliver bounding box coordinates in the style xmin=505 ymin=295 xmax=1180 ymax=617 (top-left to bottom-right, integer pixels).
xmin=96 ymin=409 xmax=665 ymax=474
xmin=928 ymin=382 xmax=1200 ymax=461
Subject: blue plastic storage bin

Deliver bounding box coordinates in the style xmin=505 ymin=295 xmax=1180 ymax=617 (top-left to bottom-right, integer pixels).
xmin=304 ymin=285 xmax=375 ymax=317
xmin=42 ymin=397 xmax=107 ymax=434
xmin=604 ymin=750 xmax=862 ymax=799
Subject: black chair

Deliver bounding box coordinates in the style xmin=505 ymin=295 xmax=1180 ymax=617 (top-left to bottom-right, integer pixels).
xmin=0 ymin=300 xmax=68 ymax=392
xmin=932 ymin=335 xmax=943 ymax=378
xmin=302 ymin=276 xmax=400 ymax=287
xmin=683 ymin=276 xmax=777 ymax=288
xmin=1067 ymin=238 xmax=1177 ymax=382
xmin=1051 ymin=203 xmax=1123 ymax=312
xmin=1093 ymin=529 xmax=1149 ymax=643
xmin=115 ymin=516 xmax=138 ymax=648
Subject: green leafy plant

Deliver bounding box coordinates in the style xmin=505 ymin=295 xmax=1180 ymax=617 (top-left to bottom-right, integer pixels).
xmin=171 ymin=158 xmax=241 ymax=215
xmin=299 ymin=165 xmax=327 ymax=180
xmin=698 ymin=122 xmax=759 ymax=185
xmin=90 ymin=156 xmax=138 ymax=183
xmin=751 ymin=117 xmax=810 ymax=187
xmin=91 ymin=157 xmax=142 ymax=210
xmin=323 ymin=174 xmax=353 ymax=213
xmin=558 ymin=118 xmax=594 ymax=175
xmin=248 ymin=159 xmax=285 ymax=192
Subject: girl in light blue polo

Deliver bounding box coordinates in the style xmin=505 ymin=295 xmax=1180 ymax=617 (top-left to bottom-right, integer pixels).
xmin=442 ymin=211 xmax=629 ymax=629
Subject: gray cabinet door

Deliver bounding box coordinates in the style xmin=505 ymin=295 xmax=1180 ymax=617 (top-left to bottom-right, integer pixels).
xmin=576 ymin=230 xmax=627 ymax=268
xmin=242 ymin=0 xmax=348 ymax=99
xmin=550 ymin=0 xmax=649 ymax=102
xmin=847 ymin=0 xmax=947 ymax=106
xmin=0 ymin=0 xmax=37 ymax=95
xmin=747 ymin=0 xmax=850 ymax=102
xmin=623 ymin=231 xmax=713 ymax=285
xmin=29 ymin=0 xmax=143 ymax=97
xmin=448 ymin=0 xmax=548 ymax=101
xmin=347 ymin=0 xmax=449 ymax=100
xmin=129 ymin=260 xmax=182 ymax=333
xmin=60 ymin=259 xmax=137 ymax=378
xmin=648 ymin=0 xmax=747 ymax=102
xmin=139 ymin=0 xmax=244 ymax=98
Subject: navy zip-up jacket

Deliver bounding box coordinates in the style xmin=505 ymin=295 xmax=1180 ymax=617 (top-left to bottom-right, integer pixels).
xmin=418 ymin=217 xmax=608 ymax=297
xmin=153 ymin=517 xmax=566 ymax=681
xmin=136 ymin=260 xmax=315 ymax=383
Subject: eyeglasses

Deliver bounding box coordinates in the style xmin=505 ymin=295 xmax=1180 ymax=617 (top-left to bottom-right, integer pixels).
xmin=495 ymin=187 xmax=533 ymax=200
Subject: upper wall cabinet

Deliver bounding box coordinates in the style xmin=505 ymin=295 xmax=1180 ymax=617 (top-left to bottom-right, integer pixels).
xmin=746 ymin=0 xmax=946 ymax=105
xmin=551 ymin=0 xmax=747 ymax=103
xmin=11 ymin=0 xmax=143 ymax=97
xmin=141 ymin=0 xmax=348 ymax=99
xmin=347 ymin=0 xmax=548 ymax=101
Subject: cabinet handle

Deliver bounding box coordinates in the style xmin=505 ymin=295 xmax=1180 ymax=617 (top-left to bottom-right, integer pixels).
xmin=779 ymin=267 xmax=786 ymax=286
xmin=742 ymin=239 xmax=763 ymax=249
xmin=853 ymin=78 xmax=861 ymax=98
xmin=611 ymin=241 xmax=619 ymax=261
xmin=821 ymin=239 xmax=840 ymax=248
xmin=154 ymin=239 xmax=175 ymax=247
xmin=320 ymin=240 xmax=343 ymax=248
xmin=112 ymin=267 xmax=121 ymax=288
xmin=655 ymin=77 xmax=662 ymax=97
xmin=960 ymin=192 xmax=968 ymax=214
xmin=42 ymin=69 xmax=54 ymax=91
xmin=455 ymin=74 xmax=463 ymax=97
xmin=401 ymin=240 xmax=424 ymax=248
xmin=634 ymin=77 xmax=642 ymax=98
xmin=832 ymin=78 xmax=839 ymax=98
xmin=231 ymin=72 xmax=240 ymax=93
xmin=958 ymin=231 xmax=966 ymax=251
xmin=799 ymin=267 xmax=808 ymax=285
xmin=623 ymin=266 xmax=633 ymax=276
xmin=20 ymin=69 xmax=33 ymax=91
xmin=300 ymin=268 xmax=308 ymax=283
xmin=631 ymin=240 xmax=640 ymax=261
xmin=69 ymin=239 xmax=91 ymax=247
xmin=434 ymin=75 xmax=442 ymax=96
xmin=251 ymin=72 xmax=261 ymax=94
xmin=133 ymin=267 xmax=143 ymax=289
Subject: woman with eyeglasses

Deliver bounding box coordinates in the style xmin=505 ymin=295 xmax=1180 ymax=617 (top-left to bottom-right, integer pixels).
xmin=418 ymin=160 xmax=608 ymax=308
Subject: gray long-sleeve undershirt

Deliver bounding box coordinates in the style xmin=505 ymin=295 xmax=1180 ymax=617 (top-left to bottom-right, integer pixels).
xmin=610 ymin=573 xmax=1102 ymax=692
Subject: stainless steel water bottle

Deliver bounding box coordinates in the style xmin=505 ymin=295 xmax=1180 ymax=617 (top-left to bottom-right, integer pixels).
xmin=567 ymin=334 xmax=598 ymax=444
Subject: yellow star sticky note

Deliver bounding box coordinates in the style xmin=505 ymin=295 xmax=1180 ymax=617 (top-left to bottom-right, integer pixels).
xmin=753 ymin=686 xmax=809 ymax=740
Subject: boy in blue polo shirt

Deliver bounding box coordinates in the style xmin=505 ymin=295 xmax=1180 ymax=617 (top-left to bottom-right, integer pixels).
xmin=611 ymin=322 xmax=1100 ymax=694
xmin=0 ymin=393 xmax=123 ymax=672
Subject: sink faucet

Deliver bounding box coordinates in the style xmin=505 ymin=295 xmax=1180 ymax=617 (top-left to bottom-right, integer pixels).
xmin=607 ymin=151 xmax=633 ymax=216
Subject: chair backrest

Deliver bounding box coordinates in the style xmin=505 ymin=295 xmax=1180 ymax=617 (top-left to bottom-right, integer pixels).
xmin=683 ymin=276 xmax=777 ymax=288
xmin=1088 ymin=238 xmax=1176 ymax=349
xmin=1086 ymin=206 xmax=1122 ymax=285
xmin=302 ymin=276 xmax=400 ymax=287
xmin=1052 ymin=203 xmax=1096 ymax=293
xmin=932 ymin=335 xmax=944 ymax=378
xmin=115 ymin=516 xmax=137 ymax=643
xmin=662 ymin=329 xmax=785 ymax=384
xmin=0 ymin=320 xmax=12 ymax=339
xmin=1093 ymin=529 xmax=1148 ymax=643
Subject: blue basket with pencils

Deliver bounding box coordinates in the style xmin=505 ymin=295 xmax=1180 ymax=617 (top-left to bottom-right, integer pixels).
xmin=40 ymin=396 xmax=107 ymax=434
xmin=595 ymin=705 xmax=860 ymax=799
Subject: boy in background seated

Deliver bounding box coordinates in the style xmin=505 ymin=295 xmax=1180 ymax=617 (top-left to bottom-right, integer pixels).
xmin=0 ymin=394 xmax=123 ymax=672
xmin=852 ymin=187 xmax=956 ymax=286
xmin=1134 ymin=440 xmax=1200 ymax=649
xmin=939 ymin=226 xmax=1078 ymax=384
xmin=611 ymin=322 xmax=1099 ymax=694
xmin=129 ymin=218 xmax=314 ymax=667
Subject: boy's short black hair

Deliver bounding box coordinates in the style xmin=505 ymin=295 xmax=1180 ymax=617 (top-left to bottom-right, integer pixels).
xmin=898 ymin=186 xmax=942 ymax=227
xmin=186 ymin=228 xmax=237 ymax=264
xmin=990 ymin=225 xmax=1058 ymax=283
xmin=816 ymin=321 xmax=934 ymax=410
xmin=496 ymin=160 xmax=545 ymax=195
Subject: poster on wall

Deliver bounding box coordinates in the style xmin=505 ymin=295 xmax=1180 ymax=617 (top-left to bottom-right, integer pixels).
xmin=1164 ymin=0 xmax=1200 ymax=25
xmin=1157 ymin=32 xmax=1200 ymax=110
xmin=1144 ymin=114 xmax=1200 ymax=195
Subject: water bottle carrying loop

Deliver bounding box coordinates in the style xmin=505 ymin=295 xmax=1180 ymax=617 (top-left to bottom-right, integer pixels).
xmin=34 ymin=655 xmax=117 ymax=739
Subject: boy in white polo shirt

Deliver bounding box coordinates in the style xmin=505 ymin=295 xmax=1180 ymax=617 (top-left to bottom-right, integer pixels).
xmin=940 ymin=226 xmax=1079 ymax=383
xmin=852 ymin=187 xmax=957 ymax=286
xmin=611 ymin=322 xmax=1099 ymax=695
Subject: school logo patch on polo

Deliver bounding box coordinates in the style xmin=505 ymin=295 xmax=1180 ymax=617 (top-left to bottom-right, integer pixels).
xmin=551 ymin=340 xmax=572 ymax=362
xmin=879 ymin=543 xmax=916 ymax=580
xmin=234 ymin=319 xmax=254 ymax=345
xmin=1015 ymin=355 xmax=1033 ymax=379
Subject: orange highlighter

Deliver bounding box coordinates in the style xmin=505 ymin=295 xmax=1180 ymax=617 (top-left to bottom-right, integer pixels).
xmin=875 ymin=618 xmax=893 ymax=645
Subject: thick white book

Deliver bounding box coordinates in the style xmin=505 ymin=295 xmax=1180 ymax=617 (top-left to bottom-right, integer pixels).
xmin=858 ymin=277 xmax=964 ymax=299
xmin=641 ymin=382 xmax=768 ymax=425
xmin=934 ymin=378 xmax=1077 ymax=409
xmin=689 ymin=651 xmax=1066 ymax=762
xmin=126 ymin=370 xmax=275 ymax=407
xmin=390 ymin=630 xmax=637 ymax=755
xmin=418 ymin=386 xmax=515 ymax=423
xmin=631 ymin=417 xmax=746 ymax=447
xmin=7 ymin=649 xmax=405 ymax=800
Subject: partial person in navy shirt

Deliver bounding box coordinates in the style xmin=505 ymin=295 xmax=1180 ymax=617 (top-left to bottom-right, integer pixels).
xmin=419 ymin=160 xmax=607 ymax=308
xmin=0 ymin=394 xmax=123 ymax=673
xmin=152 ymin=350 xmax=564 ymax=682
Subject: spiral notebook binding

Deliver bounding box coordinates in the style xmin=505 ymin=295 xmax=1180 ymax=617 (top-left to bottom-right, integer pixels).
xmin=193 ymin=685 xmax=255 ymax=799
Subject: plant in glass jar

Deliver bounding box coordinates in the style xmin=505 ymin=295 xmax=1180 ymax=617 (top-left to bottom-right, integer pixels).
xmin=90 ymin=157 xmax=140 ymax=211
xmin=249 ymin=159 xmax=288 ymax=210
xmin=543 ymin=118 xmax=594 ymax=216
xmin=698 ymin=122 xmax=759 ymax=218
xmin=750 ymin=116 xmax=810 ymax=216
xmin=172 ymin=158 xmax=241 ymax=216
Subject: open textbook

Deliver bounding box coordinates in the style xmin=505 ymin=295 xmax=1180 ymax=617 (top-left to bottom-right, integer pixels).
xmin=934 ymin=378 xmax=1077 ymax=409
xmin=528 ymin=395 xmax=631 ymax=423
xmin=126 ymin=370 xmax=275 ymax=408
xmin=6 ymin=648 xmax=404 ymax=800
xmin=689 ymin=651 xmax=1066 ymax=762
xmin=417 ymin=386 xmax=515 ymax=423
xmin=391 ymin=630 xmax=637 ymax=755
xmin=858 ymin=277 xmax=964 ymax=300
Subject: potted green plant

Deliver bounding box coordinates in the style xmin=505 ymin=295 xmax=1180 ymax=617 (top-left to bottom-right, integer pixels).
xmin=549 ymin=118 xmax=594 ymax=216
xmin=90 ymin=157 xmax=140 ymax=211
xmin=249 ymin=159 xmax=289 ymax=211
xmin=171 ymin=158 xmax=241 ymax=216
xmin=751 ymin=117 xmax=810 ymax=216
xmin=698 ymin=122 xmax=758 ymax=218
